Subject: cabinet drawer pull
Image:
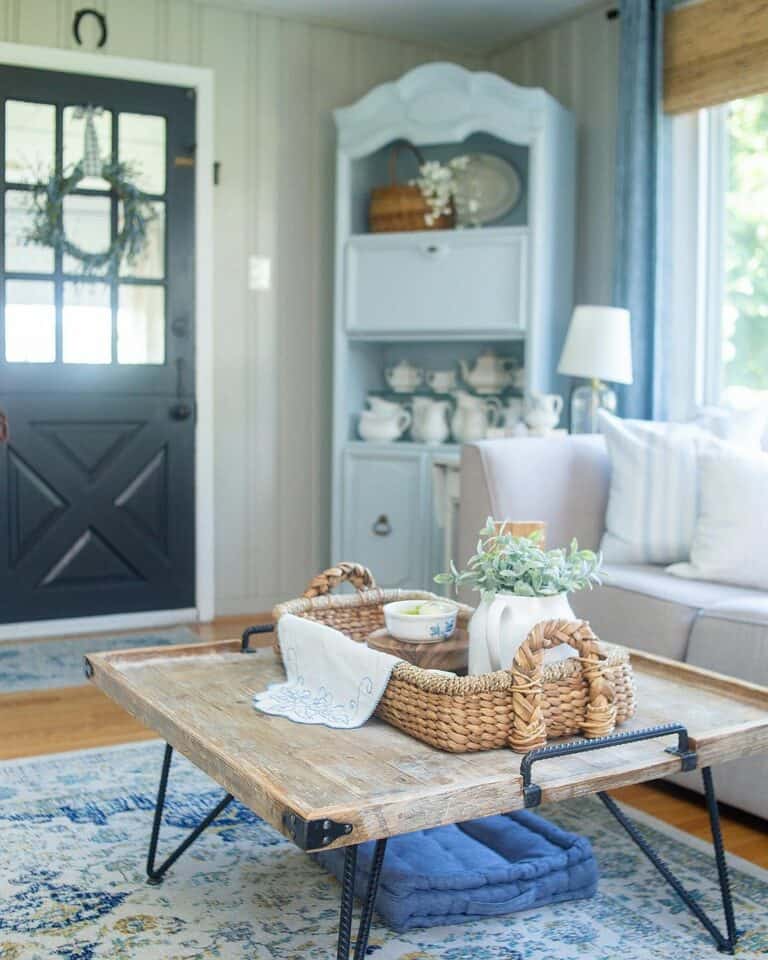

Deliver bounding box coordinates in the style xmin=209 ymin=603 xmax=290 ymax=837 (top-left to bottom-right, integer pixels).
xmin=422 ymin=244 xmax=447 ymax=257
xmin=372 ymin=514 xmax=392 ymax=537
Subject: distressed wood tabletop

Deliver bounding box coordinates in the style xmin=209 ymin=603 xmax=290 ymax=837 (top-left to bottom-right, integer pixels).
xmin=87 ymin=640 xmax=768 ymax=851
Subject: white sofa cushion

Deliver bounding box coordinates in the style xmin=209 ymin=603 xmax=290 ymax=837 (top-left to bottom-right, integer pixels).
xmin=597 ymin=411 xmax=713 ymax=565
xmin=571 ymin=563 xmax=758 ymax=661
xmin=668 ymin=445 xmax=768 ymax=591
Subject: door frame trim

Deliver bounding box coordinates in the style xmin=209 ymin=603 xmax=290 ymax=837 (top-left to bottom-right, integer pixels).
xmin=0 ymin=42 xmax=215 ymax=627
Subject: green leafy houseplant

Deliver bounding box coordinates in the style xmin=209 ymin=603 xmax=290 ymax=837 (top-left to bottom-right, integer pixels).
xmin=435 ymin=519 xmax=602 ymax=602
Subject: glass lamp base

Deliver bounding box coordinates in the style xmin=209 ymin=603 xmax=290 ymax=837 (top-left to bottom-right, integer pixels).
xmin=569 ymin=381 xmax=617 ymax=434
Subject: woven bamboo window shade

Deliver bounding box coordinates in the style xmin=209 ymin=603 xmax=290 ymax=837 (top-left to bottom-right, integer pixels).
xmin=664 ymin=0 xmax=768 ymax=114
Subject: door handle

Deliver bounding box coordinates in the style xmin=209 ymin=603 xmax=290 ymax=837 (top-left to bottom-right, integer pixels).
xmin=372 ymin=514 xmax=392 ymax=537
xmin=169 ymin=356 xmax=194 ymax=420
xmin=0 ymin=411 xmax=8 ymax=443
xmin=169 ymin=402 xmax=193 ymax=421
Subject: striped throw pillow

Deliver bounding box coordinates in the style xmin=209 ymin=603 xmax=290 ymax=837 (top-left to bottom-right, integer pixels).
xmin=598 ymin=410 xmax=714 ymax=565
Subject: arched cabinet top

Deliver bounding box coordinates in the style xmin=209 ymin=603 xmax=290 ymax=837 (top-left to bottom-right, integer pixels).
xmin=334 ymin=62 xmax=565 ymax=157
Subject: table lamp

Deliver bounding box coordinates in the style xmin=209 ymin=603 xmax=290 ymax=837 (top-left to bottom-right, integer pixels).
xmin=557 ymin=305 xmax=633 ymax=433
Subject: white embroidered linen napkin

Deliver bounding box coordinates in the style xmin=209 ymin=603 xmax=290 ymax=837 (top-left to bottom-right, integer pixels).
xmin=253 ymin=614 xmax=401 ymax=729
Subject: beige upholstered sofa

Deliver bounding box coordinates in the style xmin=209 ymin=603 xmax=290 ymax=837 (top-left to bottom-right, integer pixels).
xmin=459 ymin=435 xmax=768 ymax=820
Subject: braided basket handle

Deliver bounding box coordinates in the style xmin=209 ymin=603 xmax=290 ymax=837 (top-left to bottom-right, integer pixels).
xmin=302 ymin=562 xmax=377 ymax=599
xmin=509 ymin=618 xmax=616 ymax=753
xmin=388 ymin=140 xmax=426 ymax=186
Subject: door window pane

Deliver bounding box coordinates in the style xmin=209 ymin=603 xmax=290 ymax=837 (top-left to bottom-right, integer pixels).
xmin=118 ymin=285 xmax=165 ymax=364
xmin=5 ymin=101 xmax=55 ymax=185
xmin=63 ymin=282 xmax=111 ymax=364
xmin=5 ymin=190 xmax=55 ymax=273
xmin=119 ymin=113 xmax=166 ymax=195
xmin=4 ymin=280 xmax=55 ymax=362
xmin=63 ymin=106 xmax=112 ymax=189
xmin=62 ymin=195 xmax=111 ymax=276
xmin=119 ymin=201 xmax=164 ymax=279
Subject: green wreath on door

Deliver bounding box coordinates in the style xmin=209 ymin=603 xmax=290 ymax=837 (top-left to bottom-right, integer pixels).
xmin=25 ymin=105 xmax=156 ymax=277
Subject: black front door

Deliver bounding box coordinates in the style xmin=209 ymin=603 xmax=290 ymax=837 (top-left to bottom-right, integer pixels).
xmin=0 ymin=66 xmax=196 ymax=623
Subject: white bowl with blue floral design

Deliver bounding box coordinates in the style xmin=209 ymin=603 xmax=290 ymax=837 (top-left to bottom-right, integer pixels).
xmin=383 ymin=600 xmax=458 ymax=643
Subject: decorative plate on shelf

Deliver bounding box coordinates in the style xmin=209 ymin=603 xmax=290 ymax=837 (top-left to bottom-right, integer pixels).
xmin=453 ymin=154 xmax=522 ymax=227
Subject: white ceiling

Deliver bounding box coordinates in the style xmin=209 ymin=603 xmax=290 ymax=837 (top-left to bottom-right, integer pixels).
xmin=222 ymin=0 xmax=602 ymax=55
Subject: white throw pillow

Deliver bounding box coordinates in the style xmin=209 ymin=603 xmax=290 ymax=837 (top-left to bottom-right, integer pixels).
xmin=667 ymin=445 xmax=768 ymax=591
xmin=598 ymin=410 xmax=715 ymax=565
xmin=695 ymin=403 xmax=768 ymax=450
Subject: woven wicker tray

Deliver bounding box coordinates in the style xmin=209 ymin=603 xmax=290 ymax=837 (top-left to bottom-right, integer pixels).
xmin=273 ymin=563 xmax=637 ymax=754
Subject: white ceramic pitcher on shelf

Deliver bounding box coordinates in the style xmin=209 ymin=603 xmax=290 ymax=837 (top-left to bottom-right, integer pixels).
xmin=367 ymin=396 xmax=410 ymax=418
xmin=525 ymin=393 xmax=563 ymax=435
xmin=358 ymin=407 xmax=411 ymax=443
xmin=450 ymin=391 xmax=501 ymax=443
xmin=411 ymin=396 xmax=451 ymax=444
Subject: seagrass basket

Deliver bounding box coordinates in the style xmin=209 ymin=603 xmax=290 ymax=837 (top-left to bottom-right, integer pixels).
xmin=273 ymin=563 xmax=637 ymax=754
xmin=368 ymin=141 xmax=455 ymax=233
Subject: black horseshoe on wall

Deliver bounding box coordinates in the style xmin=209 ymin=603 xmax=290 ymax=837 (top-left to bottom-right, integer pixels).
xmin=73 ymin=9 xmax=108 ymax=48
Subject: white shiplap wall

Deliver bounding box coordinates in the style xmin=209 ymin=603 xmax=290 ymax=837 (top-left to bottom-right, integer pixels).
xmin=490 ymin=2 xmax=620 ymax=306
xmin=0 ymin=0 xmax=484 ymax=614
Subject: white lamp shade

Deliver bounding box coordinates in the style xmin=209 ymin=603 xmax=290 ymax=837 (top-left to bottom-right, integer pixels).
xmin=557 ymin=305 xmax=633 ymax=385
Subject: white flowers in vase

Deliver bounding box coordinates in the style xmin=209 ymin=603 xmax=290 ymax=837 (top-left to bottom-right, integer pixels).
xmin=411 ymin=155 xmax=470 ymax=226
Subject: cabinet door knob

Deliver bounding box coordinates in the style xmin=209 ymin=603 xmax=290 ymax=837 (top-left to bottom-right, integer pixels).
xmin=372 ymin=514 xmax=392 ymax=536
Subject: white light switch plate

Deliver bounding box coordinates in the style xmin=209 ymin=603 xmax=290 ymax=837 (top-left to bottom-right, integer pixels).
xmin=248 ymin=255 xmax=272 ymax=291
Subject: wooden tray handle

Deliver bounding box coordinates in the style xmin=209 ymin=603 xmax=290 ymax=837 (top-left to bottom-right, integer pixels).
xmin=509 ymin=619 xmax=616 ymax=753
xmin=302 ymin=562 xmax=377 ymax=599
xmin=388 ymin=140 xmax=426 ymax=185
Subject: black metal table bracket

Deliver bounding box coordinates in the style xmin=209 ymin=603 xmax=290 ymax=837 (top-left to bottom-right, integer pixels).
xmin=283 ymin=810 xmax=354 ymax=851
xmin=520 ymin=722 xmax=737 ymax=954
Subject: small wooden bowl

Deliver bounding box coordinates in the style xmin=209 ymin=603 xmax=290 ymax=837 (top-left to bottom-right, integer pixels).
xmin=367 ymin=627 xmax=469 ymax=674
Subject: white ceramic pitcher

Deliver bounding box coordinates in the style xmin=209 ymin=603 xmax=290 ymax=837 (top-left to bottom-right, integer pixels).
xmin=358 ymin=408 xmax=411 ymax=442
xmin=411 ymin=396 xmax=451 ymax=444
xmin=450 ymin=391 xmax=501 ymax=443
xmin=525 ymin=393 xmax=563 ymax=434
xmin=468 ymin=592 xmax=577 ymax=675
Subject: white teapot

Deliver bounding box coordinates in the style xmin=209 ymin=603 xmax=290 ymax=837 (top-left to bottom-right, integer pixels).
xmin=460 ymin=351 xmax=514 ymax=395
xmin=358 ymin=408 xmax=411 ymax=443
xmin=425 ymin=369 xmax=457 ymax=394
xmin=525 ymin=393 xmax=563 ymax=435
xmin=411 ymin=396 xmax=451 ymax=444
xmin=385 ymin=360 xmax=423 ymax=394
xmin=450 ymin=391 xmax=501 ymax=443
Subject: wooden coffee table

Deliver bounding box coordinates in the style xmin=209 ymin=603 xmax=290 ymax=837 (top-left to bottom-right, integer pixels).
xmin=86 ymin=627 xmax=768 ymax=957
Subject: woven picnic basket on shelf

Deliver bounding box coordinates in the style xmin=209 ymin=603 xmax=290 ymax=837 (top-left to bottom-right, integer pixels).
xmin=273 ymin=563 xmax=637 ymax=754
xmin=368 ymin=141 xmax=455 ymax=233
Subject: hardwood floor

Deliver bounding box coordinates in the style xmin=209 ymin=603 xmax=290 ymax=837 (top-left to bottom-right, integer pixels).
xmin=2 ymin=614 xmax=766 ymax=869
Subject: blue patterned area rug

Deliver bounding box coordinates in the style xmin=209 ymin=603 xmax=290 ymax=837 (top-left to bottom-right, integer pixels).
xmin=1 ymin=742 xmax=767 ymax=959
xmin=0 ymin=627 xmax=200 ymax=693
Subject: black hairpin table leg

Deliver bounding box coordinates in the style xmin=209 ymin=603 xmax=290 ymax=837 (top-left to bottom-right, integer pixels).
xmin=146 ymin=743 xmax=234 ymax=885
xmin=336 ymin=839 xmax=388 ymax=960
xmin=598 ymin=766 xmax=737 ymax=954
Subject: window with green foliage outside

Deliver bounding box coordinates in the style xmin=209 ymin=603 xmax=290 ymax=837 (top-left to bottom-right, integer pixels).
xmin=724 ymin=94 xmax=768 ymax=403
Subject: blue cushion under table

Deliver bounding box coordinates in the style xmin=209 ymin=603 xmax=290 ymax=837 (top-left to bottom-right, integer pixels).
xmin=316 ymin=810 xmax=598 ymax=932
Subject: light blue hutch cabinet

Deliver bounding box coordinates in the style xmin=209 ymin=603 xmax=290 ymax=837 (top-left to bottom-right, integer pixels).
xmin=331 ymin=64 xmax=575 ymax=588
